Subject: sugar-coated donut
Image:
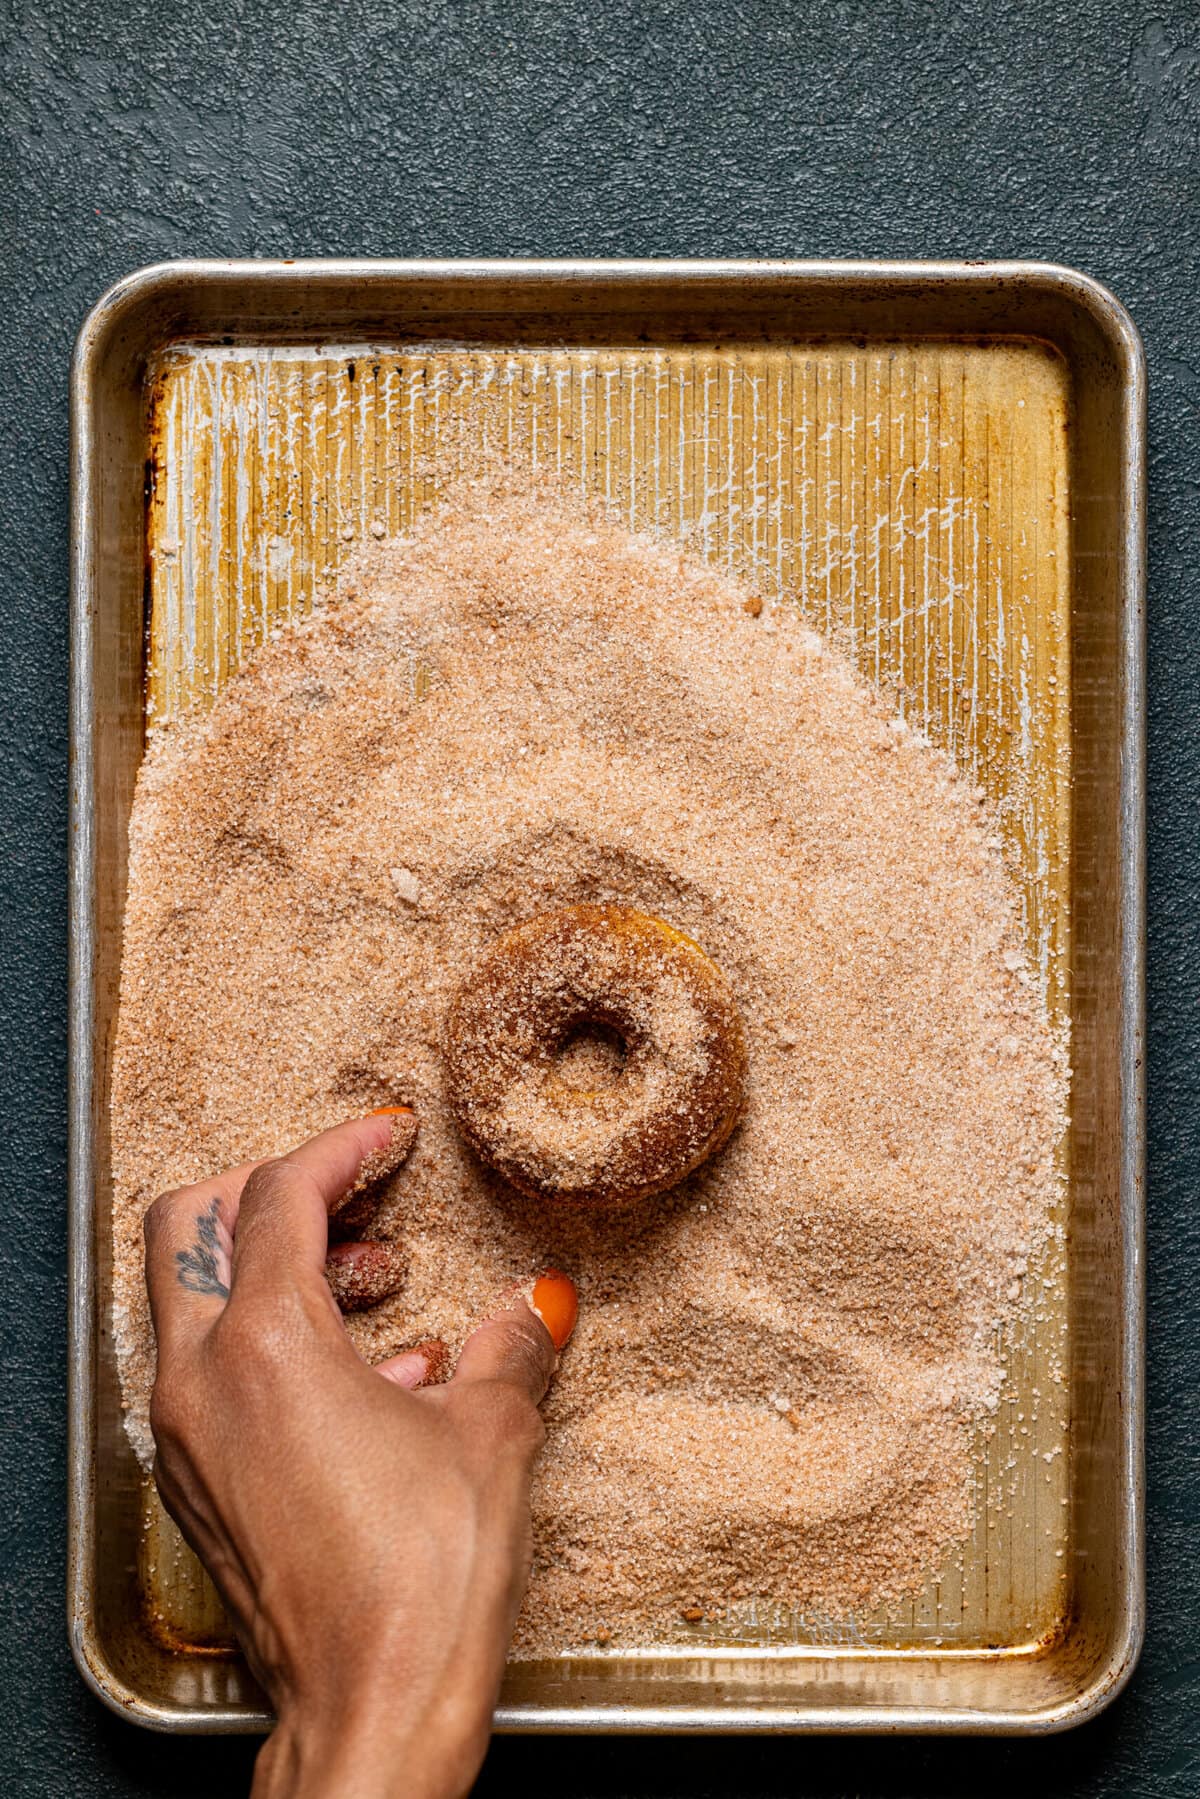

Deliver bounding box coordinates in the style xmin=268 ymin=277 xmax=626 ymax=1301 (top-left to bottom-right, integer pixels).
xmin=442 ymin=904 xmax=747 ymax=1206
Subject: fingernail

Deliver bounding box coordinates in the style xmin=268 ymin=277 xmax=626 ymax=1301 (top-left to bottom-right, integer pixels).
xmin=530 ymin=1269 xmax=578 ymax=1350
xmin=361 ymin=1106 xmax=418 ymax=1156
xmin=367 ymin=1104 xmax=415 ymax=1141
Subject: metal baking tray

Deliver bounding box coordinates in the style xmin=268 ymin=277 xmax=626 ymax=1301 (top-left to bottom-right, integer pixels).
xmin=69 ymin=259 xmax=1145 ymax=1733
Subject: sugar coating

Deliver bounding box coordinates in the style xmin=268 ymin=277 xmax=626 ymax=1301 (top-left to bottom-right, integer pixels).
xmin=442 ymin=903 xmax=748 ymax=1206
xmin=111 ymin=472 xmax=1066 ymax=1653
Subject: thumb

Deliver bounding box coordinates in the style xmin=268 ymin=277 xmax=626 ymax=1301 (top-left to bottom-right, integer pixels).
xmin=450 ymin=1271 xmax=579 ymax=1406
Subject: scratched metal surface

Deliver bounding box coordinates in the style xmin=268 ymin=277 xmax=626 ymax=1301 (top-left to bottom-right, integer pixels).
xmin=140 ymin=335 xmax=1072 ymax=1659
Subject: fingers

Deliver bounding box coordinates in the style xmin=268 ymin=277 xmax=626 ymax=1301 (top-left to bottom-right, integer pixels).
xmin=374 ymin=1339 xmax=449 ymax=1390
xmin=330 ymin=1106 xmax=418 ymax=1237
xmin=324 ymin=1239 xmax=408 ymax=1313
xmin=529 ymin=1270 xmax=579 ymax=1352
xmin=230 ymin=1113 xmax=400 ymax=1302
xmin=146 ymin=1109 xmax=416 ymax=1375
xmin=451 ymin=1272 xmax=578 ymax=1408
xmin=274 ymin=1112 xmax=404 ymax=1209
xmin=370 ymin=1273 xmax=578 ymax=1401
xmin=144 ymin=1161 xmax=259 ymax=1358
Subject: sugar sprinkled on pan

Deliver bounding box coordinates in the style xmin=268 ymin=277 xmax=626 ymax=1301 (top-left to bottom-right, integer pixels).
xmin=111 ymin=469 xmax=1066 ymax=1652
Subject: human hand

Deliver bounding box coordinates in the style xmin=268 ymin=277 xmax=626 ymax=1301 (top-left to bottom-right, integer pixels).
xmin=143 ymin=1113 xmax=577 ymax=1799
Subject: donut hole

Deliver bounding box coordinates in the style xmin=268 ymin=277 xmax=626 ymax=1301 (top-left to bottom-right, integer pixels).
xmin=552 ymin=1019 xmax=629 ymax=1093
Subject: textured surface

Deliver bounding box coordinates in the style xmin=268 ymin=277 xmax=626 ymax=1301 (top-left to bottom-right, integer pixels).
xmin=137 ymin=336 xmax=1072 ymax=1664
xmin=0 ymin=0 xmax=1195 ymax=1792
xmin=145 ymin=341 xmax=1073 ymax=1013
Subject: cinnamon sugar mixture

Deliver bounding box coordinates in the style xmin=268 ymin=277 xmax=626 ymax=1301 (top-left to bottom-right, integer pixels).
xmin=111 ymin=476 xmax=1066 ymax=1653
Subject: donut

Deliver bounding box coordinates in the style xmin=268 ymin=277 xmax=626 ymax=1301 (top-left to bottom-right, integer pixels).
xmin=442 ymin=904 xmax=748 ymax=1206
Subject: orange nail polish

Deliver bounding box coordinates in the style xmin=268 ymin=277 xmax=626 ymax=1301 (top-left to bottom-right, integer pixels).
xmin=531 ymin=1270 xmax=578 ymax=1350
xmin=364 ymin=1105 xmax=417 ymax=1152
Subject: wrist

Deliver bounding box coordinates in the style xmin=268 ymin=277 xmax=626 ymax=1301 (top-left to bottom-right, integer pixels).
xmin=253 ymin=1694 xmax=483 ymax=1799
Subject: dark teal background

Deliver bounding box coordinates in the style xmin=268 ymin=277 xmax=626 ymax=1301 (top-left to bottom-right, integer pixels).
xmin=2 ymin=1 xmax=1197 ymax=1791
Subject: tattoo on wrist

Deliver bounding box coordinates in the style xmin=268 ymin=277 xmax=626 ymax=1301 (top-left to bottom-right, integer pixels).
xmin=176 ymin=1196 xmax=230 ymax=1298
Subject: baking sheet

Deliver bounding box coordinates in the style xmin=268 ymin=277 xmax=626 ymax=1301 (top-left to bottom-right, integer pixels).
xmin=69 ymin=260 xmax=1144 ymax=1732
